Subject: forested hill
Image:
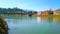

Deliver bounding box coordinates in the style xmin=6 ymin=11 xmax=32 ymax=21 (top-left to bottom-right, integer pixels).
xmin=0 ymin=8 xmax=37 ymax=14
xmin=0 ymin=8 xmax=25 ymax=14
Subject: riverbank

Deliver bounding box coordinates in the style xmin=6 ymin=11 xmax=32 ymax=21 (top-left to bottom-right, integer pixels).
xmin=40 ymin=15 xmax=60 ymax=18
xmin=0 ymin=16 xmax=8 ymax=34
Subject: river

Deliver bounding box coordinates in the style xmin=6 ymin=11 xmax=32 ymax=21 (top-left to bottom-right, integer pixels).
xmin=3 ymin=16 xmax=60 ymax=34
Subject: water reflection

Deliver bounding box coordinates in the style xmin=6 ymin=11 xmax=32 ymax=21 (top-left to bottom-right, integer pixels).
xmin=53 ymin=18 xmax=60 ymax=24
xmin=41 ymin=16 xmax=60 ymax=24
xmin=37 ymin=17 xmax=41 ymax=24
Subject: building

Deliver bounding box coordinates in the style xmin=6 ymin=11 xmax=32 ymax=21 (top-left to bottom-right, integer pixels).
xmin=53 ymin=10 xmax=60 ymax=15
xmin=37 ymin=12 xmax=41 ymax=16
xmin=41 ymin=11 xmax=48 ymax=16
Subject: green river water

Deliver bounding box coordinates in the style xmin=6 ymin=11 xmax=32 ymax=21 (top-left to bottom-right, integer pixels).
xmin=3 ymin=16 xmax=60 ymax=34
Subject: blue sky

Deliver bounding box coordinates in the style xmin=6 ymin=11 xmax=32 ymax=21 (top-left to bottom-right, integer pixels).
xmin=0 ymin=0 xmax=60 ymax=11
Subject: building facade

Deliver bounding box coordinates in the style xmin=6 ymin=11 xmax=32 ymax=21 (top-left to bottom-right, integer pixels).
xmin=53 ymin=10 xmax=60 ymax=15
xmin=41 ymin=11 xmax=48 ymax=16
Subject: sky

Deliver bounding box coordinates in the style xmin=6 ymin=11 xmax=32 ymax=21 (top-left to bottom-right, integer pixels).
xmin=0 ymin=0 xmax=60 ymax=11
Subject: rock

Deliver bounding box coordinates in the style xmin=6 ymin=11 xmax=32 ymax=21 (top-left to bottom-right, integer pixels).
xmin=0 ymin=27 xmax=5 ymax=33
xmin=0 ymin=16 xmax=8 ymax=34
